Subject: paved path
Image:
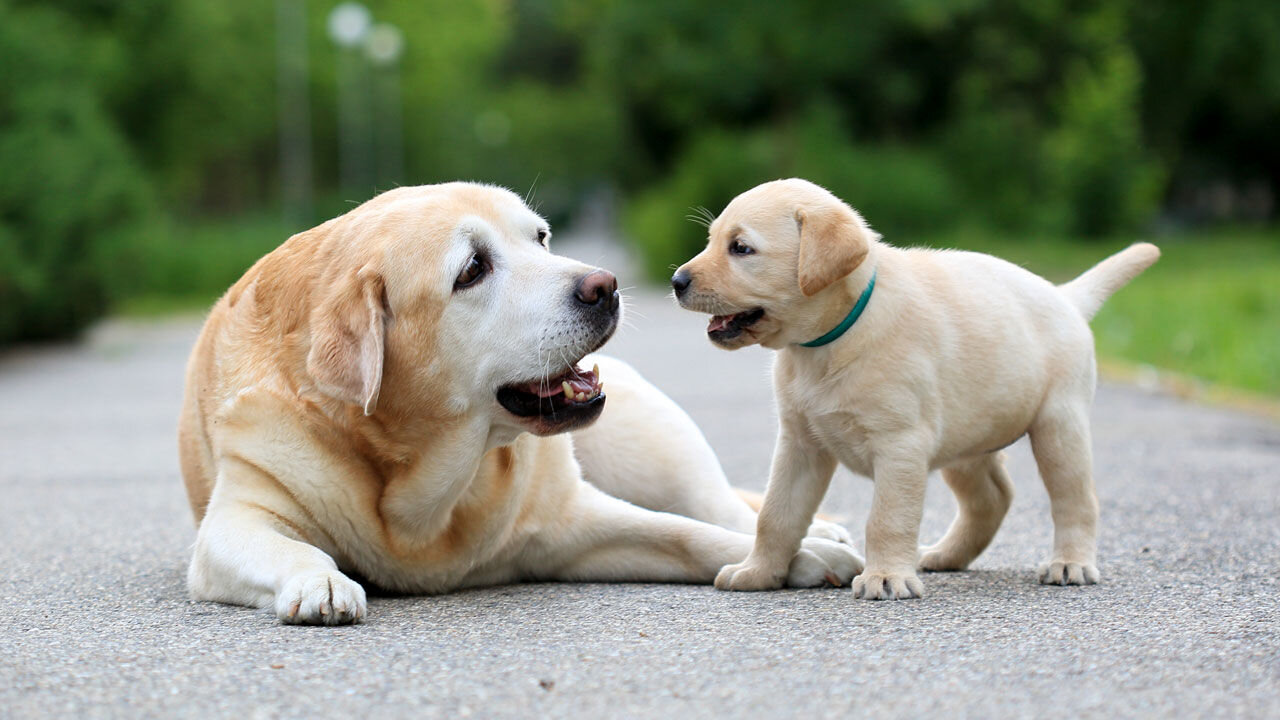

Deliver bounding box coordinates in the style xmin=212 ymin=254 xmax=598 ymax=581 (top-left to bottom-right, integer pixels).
xmin=1 ymin=236 xmax=1277 ymax=718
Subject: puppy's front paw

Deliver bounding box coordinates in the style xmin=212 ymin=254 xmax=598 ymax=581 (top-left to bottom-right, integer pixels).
xmin=851 ymin=569 xmax=924 ymax=600
xmin=791 ymin=538 xmax=864 ymax=588
xmin=806 ymin=518 xmax=854 ymax=545
xmin=714 ymin=557 xmax=786 ymax=591
xmin=276 ymin=570 xmax=367 ymax=625
xmin=1038 ymin=560 xmax=1099 ymax=586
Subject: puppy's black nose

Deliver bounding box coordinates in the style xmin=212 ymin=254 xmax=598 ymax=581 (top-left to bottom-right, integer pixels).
xmin=575 ymin=269 xmax=618 ymax=311
xmin=671 ymin=268 xmax=691 ymax=297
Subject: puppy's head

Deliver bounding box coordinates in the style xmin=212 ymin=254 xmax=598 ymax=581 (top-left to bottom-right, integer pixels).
xmin=305 ymin=183 xmax=618 ymax=437
xmin=671 ymin=178 xmax=876 ymax=349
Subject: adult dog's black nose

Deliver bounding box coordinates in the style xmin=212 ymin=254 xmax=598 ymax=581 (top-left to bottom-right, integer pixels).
xmin=574 ymin=269 xmax=618 ymax=311
xmin=671 ymin=268 xmax=691 ymax=297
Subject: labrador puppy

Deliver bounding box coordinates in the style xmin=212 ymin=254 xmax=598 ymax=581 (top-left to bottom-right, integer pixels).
xmin=178 ymin=182 xmax=860 ymax=624
xmin=672 ymin=178 xmax=1159 ymax=599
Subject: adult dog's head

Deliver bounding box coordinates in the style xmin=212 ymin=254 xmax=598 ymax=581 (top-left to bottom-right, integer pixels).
xmin=299 ymin=183 xmax=618 ymax=437
xmin=670 ymin=178 xmax=878 ymax=350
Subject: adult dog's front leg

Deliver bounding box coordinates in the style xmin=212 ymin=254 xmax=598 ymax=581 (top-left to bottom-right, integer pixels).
xmin=521 ymin=483 xmax=860 ymax=588
xmin=188 ymin=459 xmax=366 ymax=625
xmin=716 ymin=424 xmax=861 ymax=591
xmin=853 ymin=454 xmax=927 ymax=600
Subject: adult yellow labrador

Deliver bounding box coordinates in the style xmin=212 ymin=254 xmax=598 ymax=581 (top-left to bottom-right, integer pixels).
xmin=672 ymin=178 xmax=1158 ymax=600
xmin=178 ymin=182 xmax=860 ymax=624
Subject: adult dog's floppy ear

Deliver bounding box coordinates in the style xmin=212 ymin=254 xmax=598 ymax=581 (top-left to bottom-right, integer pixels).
xmin=795 ymin=204 xmax=872 ymax=297
xmin=307 ymin=263 xmax=388 ymax=415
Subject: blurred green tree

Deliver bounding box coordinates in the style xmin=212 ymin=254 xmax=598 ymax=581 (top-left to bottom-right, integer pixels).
xmin=2 ymin=0 xmax=1277 ymax=339
xmin=0 ymin=2 xmax=155 ymax=342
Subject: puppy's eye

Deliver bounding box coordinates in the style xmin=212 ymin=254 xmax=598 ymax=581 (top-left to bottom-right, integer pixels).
xmin=454 ymin=254 xmax=487 ymax=289
xmin=729 ymin=239 xmax=754 ymax=256
xmin=536 ymin=229 xmax=548 ymax=246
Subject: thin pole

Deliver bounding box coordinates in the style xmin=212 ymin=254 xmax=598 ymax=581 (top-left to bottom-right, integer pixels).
xmin=275 ymin=0 xmax=313 ymax=227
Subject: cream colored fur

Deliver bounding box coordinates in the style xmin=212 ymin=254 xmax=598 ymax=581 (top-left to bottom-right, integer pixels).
xmin=178 ymin=182 xmax=861 ymax=625
xmin=674 ymin=178 xmax=1159 ymax=599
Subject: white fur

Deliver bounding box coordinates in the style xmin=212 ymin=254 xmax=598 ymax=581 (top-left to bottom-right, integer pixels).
xmin=675 ymin=178 xmax=1159 ymax=599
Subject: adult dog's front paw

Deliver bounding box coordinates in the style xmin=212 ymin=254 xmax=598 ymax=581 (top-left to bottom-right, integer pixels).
xmin=1038 ymin=560 xmax=1100 ymax=586
xmin=790 ymin=538 xmax=864 ymax=588
xmin=715 ymin=557 xmax=787 ymax=591
xmin=276 ymin=570 xmax=367 ymax=625
xmin=851 ymin=569 xmax=924 ymax=600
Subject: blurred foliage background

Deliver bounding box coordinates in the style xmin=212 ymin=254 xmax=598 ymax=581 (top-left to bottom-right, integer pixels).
xmin=1 ymin=0 xmax=1277 ymax=394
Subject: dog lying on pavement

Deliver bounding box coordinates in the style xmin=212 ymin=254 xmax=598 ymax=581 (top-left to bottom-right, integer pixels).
xmin=672 ymin=178 xmax=1159 ymax=599
xmin=178 ymin=182 xmax=860 ymax=624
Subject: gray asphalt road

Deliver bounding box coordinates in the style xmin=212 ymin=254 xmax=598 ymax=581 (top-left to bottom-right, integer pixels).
xmin=1 ymin=236 xmax=1277 ymax=718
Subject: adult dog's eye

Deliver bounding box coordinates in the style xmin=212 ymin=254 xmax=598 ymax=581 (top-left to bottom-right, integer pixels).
xmin=729 ymin=239 xmax=754 ymax=256
xmin=455 ymin=254 xmax=487 ymax=289
xmin=536 ymin=229 xmax=548 ymax=246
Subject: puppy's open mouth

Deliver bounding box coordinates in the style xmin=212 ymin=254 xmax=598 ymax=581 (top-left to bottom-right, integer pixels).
xmin=707 ymin=308 xmax=765 ymax=341
xmin=496 ymin=362 xmax=605 ymax=421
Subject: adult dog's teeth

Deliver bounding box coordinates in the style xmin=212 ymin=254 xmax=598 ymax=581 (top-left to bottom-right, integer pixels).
xmin=593 ymin=363 xmax=600 ymax=379
xmin=576 ymin=392 xmax=587 ymax=401
xmin=562 ymin=381 xmax=573 ymax=397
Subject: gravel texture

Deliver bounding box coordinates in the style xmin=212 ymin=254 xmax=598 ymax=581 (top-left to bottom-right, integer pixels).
xmin=1 ymin=236 xmax=1276 ymax=718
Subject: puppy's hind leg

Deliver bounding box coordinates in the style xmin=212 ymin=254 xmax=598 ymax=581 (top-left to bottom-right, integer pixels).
xmin=919 ymin=451 xmax=1014 ymax=571
xmin=1029 ymin=401 xmax=1100 ymax=585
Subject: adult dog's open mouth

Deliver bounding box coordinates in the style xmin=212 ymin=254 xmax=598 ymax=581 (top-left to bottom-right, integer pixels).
xmin=707 ymin=308 xmax=764 ymax=342
xmin=496 ymin=362 xmax=605 ymax=428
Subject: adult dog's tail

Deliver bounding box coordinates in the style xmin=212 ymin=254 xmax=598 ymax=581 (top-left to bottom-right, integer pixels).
xmin=1059 ymin=243 xmax=1161 ymax=321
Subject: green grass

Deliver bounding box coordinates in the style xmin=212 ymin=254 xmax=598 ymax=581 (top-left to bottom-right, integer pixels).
xmin=120 ymin=216 xmax=1280 ymax=397
xmin=921 ymin=229 xmax=1280 ymax=396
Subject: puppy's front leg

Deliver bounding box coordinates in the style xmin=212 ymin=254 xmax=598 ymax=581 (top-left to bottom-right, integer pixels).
xmin=188 ymin=459 xmax=367 ymax=625
xmin=853 ymin=454 xmax=927 ymax=600
xmin=716 ymin=423 xmax=860 ymax=591
xmin=522 ymin=483 xmax=861 ymax=588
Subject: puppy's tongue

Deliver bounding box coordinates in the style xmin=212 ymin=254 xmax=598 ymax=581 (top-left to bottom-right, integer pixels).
xmin=708 ymin=314 xmax=734 ymax=333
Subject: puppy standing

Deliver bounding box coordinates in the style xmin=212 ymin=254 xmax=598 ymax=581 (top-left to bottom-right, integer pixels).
xmin=673 ymin=178 xmax=1159 ymax=599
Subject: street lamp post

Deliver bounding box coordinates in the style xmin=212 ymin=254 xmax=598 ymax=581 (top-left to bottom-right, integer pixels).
xmin=275 ymin=0 xmax=314 ymax=227
xmin=328 ymin=3 xmax=374 ymax=200
xmin=367 ymin=23 xmax=405 ymax=188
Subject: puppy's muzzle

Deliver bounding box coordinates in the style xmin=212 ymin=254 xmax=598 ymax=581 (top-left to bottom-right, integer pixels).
xmin=671 ymin=268 xmax=692 ymax=298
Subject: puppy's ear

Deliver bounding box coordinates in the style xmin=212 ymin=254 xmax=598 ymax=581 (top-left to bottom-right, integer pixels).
xmin=795 ymin=204 xmax=872 ymax=297
xmin=307 ymin=263 xmax=388 ymax=415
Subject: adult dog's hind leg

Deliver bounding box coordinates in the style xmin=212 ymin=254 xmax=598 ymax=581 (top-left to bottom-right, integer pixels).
xmin=572 ymin=355 xmax=852 ymax=544
xmin=516 ymin=482 xmax=861 ymax=589
xmin=572 ymin=355 xmax=756 ymax=532
xmin=919 ymin=451 xmax=1014 ymax=571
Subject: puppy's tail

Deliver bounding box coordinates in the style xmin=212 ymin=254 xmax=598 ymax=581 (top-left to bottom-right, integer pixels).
xmin=1058 ymin=242 xmax=1160 ymax=321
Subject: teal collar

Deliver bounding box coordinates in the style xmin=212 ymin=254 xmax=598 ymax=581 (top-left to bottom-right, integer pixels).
xmin=797 ymin=270 xmax=877 ymax=348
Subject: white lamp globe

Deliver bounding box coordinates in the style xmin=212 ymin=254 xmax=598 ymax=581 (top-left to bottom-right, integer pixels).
xmin=328 ymin=2 xmax=372 ymax=48
xmin=366 ymin=23 xmax=405 ymax=65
